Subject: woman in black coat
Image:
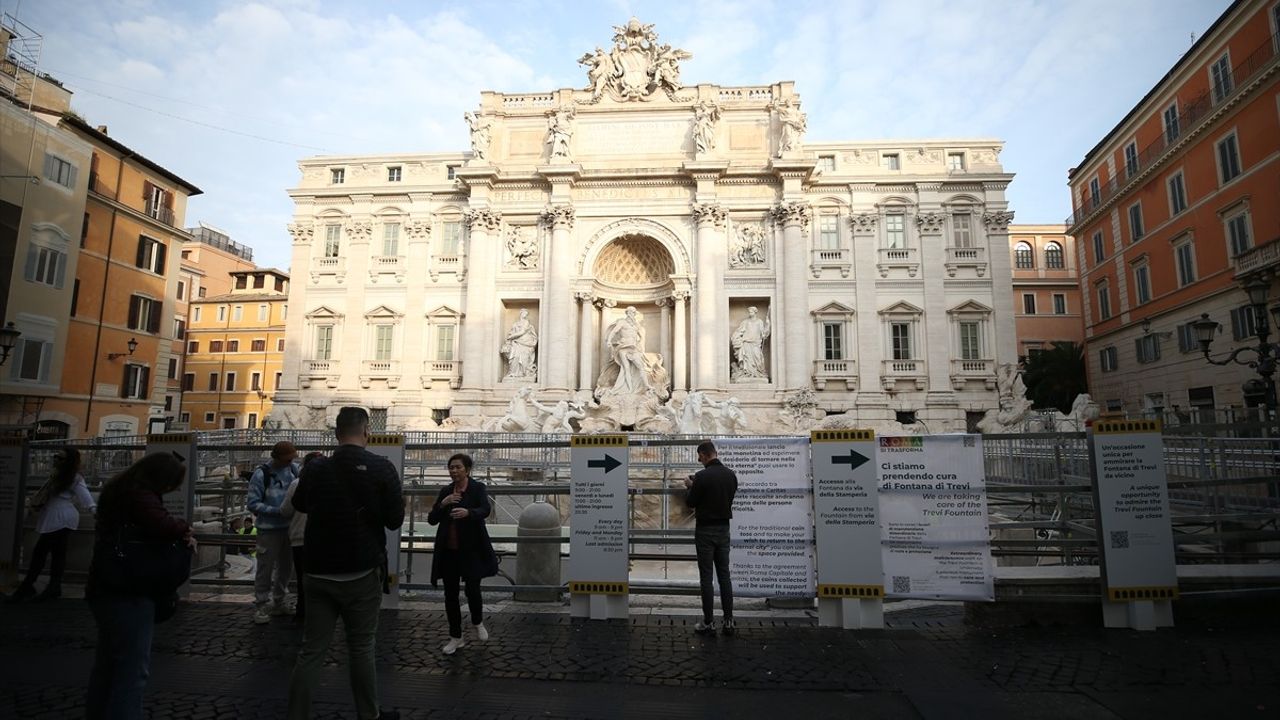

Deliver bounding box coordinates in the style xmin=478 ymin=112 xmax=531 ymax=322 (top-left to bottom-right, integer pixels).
xmin=428 ymin=453 xmax=499 ymax=655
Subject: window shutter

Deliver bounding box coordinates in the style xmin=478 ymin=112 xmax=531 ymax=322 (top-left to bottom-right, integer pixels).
xmin=1230 ymin=308 xmax=1245 ymax=340
xmin=163 ymin=189 xmax=174 ymax=209
xmin=121 ymin=365 xmax=130 ymax=398
xmin=155 ymin=241 xmax=167 ymax=274
xmin=67 ymin=164 xmax=79 ymax=189
xmin=136 ymin=236 xmax=147 ymax=268
xmin=1134 ymin=338 xmax=1143 ymax=363
xmin=143 ymin=180 xmax=154 ymax=201
xmin=54 ymin=252 xmax=66 ymax=289
xmin=38 ymin=341 xmax=52 ymax=382
xmin=43 ymin=153 xmax=56 ymax=181
xmin=140 ymin=366 xmax=151 ymax=399
xmin=128 ymin=295 xmax=140 ymax=329
xmin=148 ymin=302 xmax=161 ymax=334
xmin=23 ymin=244 xmax=37 ymax=281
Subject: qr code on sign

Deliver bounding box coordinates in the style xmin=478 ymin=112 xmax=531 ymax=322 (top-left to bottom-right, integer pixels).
xmin=892 ymin=575 xmax=912 ymax=594
xmin=1110 ymin=531 xmax=1130 ymax=549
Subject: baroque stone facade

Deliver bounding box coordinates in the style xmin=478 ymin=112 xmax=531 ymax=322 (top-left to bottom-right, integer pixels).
xmin=271 ymin=19 xmax=1018 ymax=433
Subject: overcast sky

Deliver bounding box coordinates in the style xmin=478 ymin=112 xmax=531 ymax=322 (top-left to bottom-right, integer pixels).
xmin=9 ymin=0 xmax=1230 ymax=271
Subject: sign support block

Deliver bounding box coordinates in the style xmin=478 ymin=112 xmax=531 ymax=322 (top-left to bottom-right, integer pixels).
xmin=569 ymin=435 xmax=629 ymax=620
xmin=812 ymin=430 xmax=884 ymax=629
xmin=367 ymin=434 xmax=406 ymax=609
xmin=0 ymin=438 xmax=27 ymax=591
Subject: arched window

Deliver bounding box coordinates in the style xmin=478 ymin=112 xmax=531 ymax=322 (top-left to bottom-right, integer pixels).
xmin=1014 ymin=241 xmax=1034 ymax=269
xmin=1044 ymin=241 xmax=1064 ymax=269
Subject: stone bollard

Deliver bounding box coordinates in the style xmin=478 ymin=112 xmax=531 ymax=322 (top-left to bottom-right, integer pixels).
xmin=515 ymin=501 xmax=561 ymax=602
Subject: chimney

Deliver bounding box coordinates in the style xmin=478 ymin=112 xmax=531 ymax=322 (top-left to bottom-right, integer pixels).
xmin=96 ymin=125 xmax=108 ymax=135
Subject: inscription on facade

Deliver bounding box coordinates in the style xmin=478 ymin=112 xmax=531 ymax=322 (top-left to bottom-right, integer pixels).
xmin=493 ymin=189 xmax=546 ymax=203
xmin=577 ymin=120 xmax=690 ymax=155
xmin=575 ymin=185 xmax=691 ymax=202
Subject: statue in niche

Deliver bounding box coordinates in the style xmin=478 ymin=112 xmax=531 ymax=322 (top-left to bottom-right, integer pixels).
xmin=545 ymin=105 xmax=575 ymax=161
xmin=729 ymin=224 xmax=766 ymax=267
xmin=693 ymin=100 xmax=720 ymax=155
xmin=707 ymin=397 xmax=749 ymax=435
xmin=774 ymin=99 xmax=806 ymax=157
xmin=596 ymin=306 xmax=659 ymax=395
xmin=730 ymin=307 xmax=771 ymax=382
xmin=464 ymin=111 xmax=492 ymax=160
xmin=578 ymin=46 xmax=618 ymax=102
xmin=500 ymin=310 xmax=538 ymax=380
xmin=505 ymin=226 xmax=539 ymax=269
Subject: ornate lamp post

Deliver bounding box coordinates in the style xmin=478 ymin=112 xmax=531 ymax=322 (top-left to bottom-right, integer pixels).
xmin=0 ymin=322 xmax=21 ymax=366
xmin=1190 ymin=278 xmax=1280 ymax=415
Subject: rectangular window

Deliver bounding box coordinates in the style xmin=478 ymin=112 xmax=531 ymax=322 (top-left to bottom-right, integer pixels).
xmin=952 ymin=213 xmax=972 ymax=247
xmin=1099 ymin=346 xmax=1118 ymax=372
xmin=441 ymin=222 xmax=462 ymax=255
xmin=822 ymin=323 xmax=843 ymax=360
xmin=1124 ymin=141 xmax=1138 ymax=178
xmin=1217 ymin=133 xmax=1242 ymax=183
xmin=387 ymin=166 xmax=402 ymax=182
xmin=1231 ymin=305 xmax=1259 ymax=340
xmin=1175 ymin=240 xmax=1196 ymax=286
xmin=1210 ymin=53 xmax=1234 ymax=102
xmin=959 ymin=321 xmax=981 ymax=360
xmin=817 ymin=155 xmax=835 ymax=172
xmin=1023 ymin=294 xmax=1036 ymax=315
xmin=248 ymin=413 xmax=258 ymax=429
xmin=226 ymin=339 xmax=239 ymax=353
xmin=128 ymin=295 xmax=162 ymax=334
xmin=891 ymin=323 xmax=912 ymax=360
xmin=436 ymin=325 xmax=455 ymax=361
xmin=1168 ymin=172 xmax=1187 ymax=215
xmin=251 ymin=339 xmax=266 ymax=352
xmin=70 ymin=279 xmax=80 ymax=316
xmin=324 ymin=225 xmax=341 ymax=257
xmin=174 ymin=319 xmax=185 ymax=340
xmin=1088 ymin=177 xmax=1101 ymax=206
xmin=235 ymin=274 xmax=248 ymax=290
xmin=1015 ymin=243 xmax=1034 ymax=269
xmin=1097 ymin=282 xmax=1112 ymax=320
xmin=315 ymin=325 xmax=333 ymax=360
xmin=276 ymin=338 xmax=285 ymax=352
xmin=1128 ymin=203 xmax=1145 ymax=242
xmin=885 ymin=215 xmax=905 ymax=248
xmin=383 ymin=222 xmax=400 ymax=256
xmin=882 ymin=153 xmax=900 ymax=171
xmin=187 ymin=340 xmax=198 ymax=353
xmin=447 ymin=165 xmax=458 ymax=180
xmin=274 ymin=372 xmax=282 ymax=389
xmin=1134 ymin=264 xmax=1152 ymax=304
xmin=182 ymin=372 xmax=194 ymax=391
xmin=1163 ymin=102 xmax=1180 ymax=144
xmin=11 ymin=338 xmax=51 ymax=383
xmin=135 ymin=236 xmax=166 ymax=274
xmin=207 ymin=372 xmax=218 ymax=391
xmin=192 ymin=306 xmax=202 ymax=323
xmin=1177 ymin=322 xmax=1198 ymax=353
xmin=1226 ymin=211 xmax=1252 ymax=256
xmin=818 ymin=215 xmax=839 ymax=249
xmin=122 ymin=364 xmax=149 ymax=399
xmin=176 ymin=281 xmax=185 ymax=301
xmin=1135 ymin=335 xmax=1161 ymax=364
xmin=232 ymin=305 xmax=243 ymax=322
xmin=1092 ymin=231 xmax=1105 ymax=263
xmin=42 ymin=153 xmax=77 ymax=188
xmin=217 ymin=305 xmax=227 ymax=322
xmin=81 ymin=212 xmax=89 ymax=247
xmin=253 ymin=274 xmax=265 ymax=289
xmin=374 ymin=324 xmax=394 ymax=361
xmin=167 ymin=357 xmax=178 ymax=379
xmin=1053 ymin=294 xmax=1067 ymax=314
xmin=209 ymin=340 xmax=224 ymax=352
xmin=258 ymin=304 xmax=268 ymax=322
xmin=24 ymin=245 xmax=66 ymax=288
xmin=198 ymin=287 xmax=206 ymax=298
xmin=947 ymin=153 xmax=965 ymax=171
xmin=251 ymin=372 xmax=261 ymax=391
xmin=225 ymin=372 xmax=236 ymax=392
xmin=331 ymin=168 xmax=345 ymax=184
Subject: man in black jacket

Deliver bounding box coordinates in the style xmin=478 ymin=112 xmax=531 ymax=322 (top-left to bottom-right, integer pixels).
xmin=684 ymin=440 xmax=739 ymax=636
xmin=287 ymin=407 xmax=404 ymax=720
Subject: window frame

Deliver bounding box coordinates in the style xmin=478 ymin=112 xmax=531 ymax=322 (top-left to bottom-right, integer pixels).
xmin=1099 ymin=346 xmax=1118 ymax=372
xmin=1022 ymin=293 xmax=1037 ymax=315
xmin=1097 ymin=280 xmax=1112 ymax=320
xmin=1133 ymin=262 xmax=1152 ymax=305
xmin=1123 ymin=141 xmax=1138 ymax=178
xmin=330 ymin=167 xmax=345 ymax=184
xmin=1163 ymin=102 xmax=1180 ymax=144
xmin=881 ymin=153 xmax=901 ymax=171
xmin=1224 ymin=208 xmax=1252 ymax=257
xmin=1168 ymin=171 xmax=1188 ymax=215
xmin=1127 ymin=201 xmax=1145 ymax=242
xmin=1092 ymin=231 xmax=1105 ymax=263
xmin=821 ymin=322 xmax=843 ymax=361
xmin=1216 ymin=131 xmax=1242 ymax=184
xmin=951 ymin=212 xmax=973 ymax=248
xmin=884 ymin=214 xmax=906 ymax=249
xmin=42 ymin=152 xmax=77 ymax=189
xmin=1174 ymin=236 xmax=1197 ymax=287
xmin=1053 ymin=293 xmax=1067 ymax=315
xmin=387 ymin=165 xmax=402 ymax=182
xmin=1209 ymin=51 xmax=1234 ymax=103
xmin=1044 ymin=241 xmax=1064 ymax=269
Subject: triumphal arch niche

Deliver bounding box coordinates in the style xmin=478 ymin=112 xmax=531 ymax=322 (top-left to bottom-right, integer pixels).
xmin=273 ymin=17 xmax=1018 ymax=434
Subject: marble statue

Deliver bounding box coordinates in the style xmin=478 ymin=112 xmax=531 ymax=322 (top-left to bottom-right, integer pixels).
xmin=778 ymin=387 xmax=824 ymax=433
xmin=530 ymin=398 xmax=587 ymax=434
xmin=706 ymin=396 xmax=748 ymax=435
xmin=580 ymin=18 xmax=692 ymax=102
xmin=501 ymin=310 xmax=538 ymax=380
xmin=596 ymin=306 xmax=657 ymax=395
xmin=731 ymin=307 xmax=771 ymax=382
xmin=653 ymin=43 xmax=692 ymax=95
xmin=730 ymin=224 xmax=766 ymax=267
xmin=505 ymin=226 xmax=539 ymax=269
xmin=693 ymin=100 xmax=720 ymax=155
xmin=976 ymin=363 xmax=1036 ymax=433
xmin=546 ymin=105 xmax=575 ymax=160
xmin=578 ymin=46 xmax=618 ymax=101
xmin=464 ymin=111 xmax=492 ymax=160
xmin=485 ymin=386 xmax=539 ymax=433
xmin=775 ymin=99 xmax=806 ymax=157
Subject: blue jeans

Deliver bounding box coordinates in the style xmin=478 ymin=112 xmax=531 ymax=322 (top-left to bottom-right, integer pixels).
xmin=694 ymin=524 xmax=734 ymax=624
xmin=85 ymin=594 xmax=156 ymax=720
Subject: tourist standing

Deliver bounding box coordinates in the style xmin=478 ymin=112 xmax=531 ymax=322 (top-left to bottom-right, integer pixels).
xmin=684 ymin=440 xmax=739 ymax=636
xmin=428 ymin=453 xmax=499 ymax=655
xmin=247 ymin=441 xmax=299 ymax=624
xmin=8 ymin=448 xmax=95 ymax=602
xmin=282 ymin=452 xmax=323 ymax=623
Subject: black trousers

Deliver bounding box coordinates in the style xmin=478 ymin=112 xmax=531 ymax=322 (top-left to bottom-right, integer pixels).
xmin=694 ymin=524 xmax=734 ymax=624
xmin=438 ymin=550 xmax=483 ymax=638
xmin=291 ymin=545 xmax=306 ymax=618
xmin=21 ymin=528 xmax=72 ymax=592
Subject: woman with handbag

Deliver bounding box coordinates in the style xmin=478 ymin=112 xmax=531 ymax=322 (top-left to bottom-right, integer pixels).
xmin=7 ymin=448 xmax=95 ymax=602
xmin=84 ymin=451 xmax=195 ymax=720
xmin=427 ymin=453 xmax=499 ymax=655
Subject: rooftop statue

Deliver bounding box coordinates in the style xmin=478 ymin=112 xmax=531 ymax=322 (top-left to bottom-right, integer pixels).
xmin=579 ymin=18 xmax=693 ymax=102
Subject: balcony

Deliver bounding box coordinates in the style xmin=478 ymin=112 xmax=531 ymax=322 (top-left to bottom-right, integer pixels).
xmin=360 ymin=360 xmax=401 ymax=389
xmin=877 ymin=247 xmax=919 ymax=278
xmin=300 ymin=360 xmax=339 ymax=389
xmin=944 ymin=246 xmax=987 ymax=277
xmin=369 ymin=255 xmax=406 ymax=284
xmin=812 ymin=359 xmax=857 ymax=391
xmin=881 ymin=359 xmax=926 ymax=390
xmin=1232 ymin=236 xmax=1280 ymax=278
xmin=421 ymin=360 xmax=462 ymax=389
xmin=1066 ymin=29 xmax=1280 ymax=230
xmin=310 ymin=256 xmax=347 ymax=284
xmin=950 ymin=358 xmax=996 ymax=390
xmin=430 ymin=254 xmax=465 ymax=283
xmin=810 ymin=247 xmax=851 ymax=278
xmin=144 ymin=198 xmax=175 ymax=227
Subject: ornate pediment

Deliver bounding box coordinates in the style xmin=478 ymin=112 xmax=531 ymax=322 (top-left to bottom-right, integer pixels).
xmin=578 ymin=18 xmax=692 ymax=103
xmin=364 ymin=304 xmax=403 ymax=319
xmin=878 ymin=300 xmax=923 ymax=316
xmin=947 ymin=299 xmax=993 ymax=315
xmin=305 ymin=305 xmax=344 ymax=319
xmin=426 ymin=305 xmax=462 ymax=320
xmin=812 ymin=301 xmax=856 ymax=318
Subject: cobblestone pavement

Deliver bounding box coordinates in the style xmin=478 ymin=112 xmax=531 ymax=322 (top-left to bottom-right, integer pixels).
xmin=1 ymin=595 xmax=1278 ymax=719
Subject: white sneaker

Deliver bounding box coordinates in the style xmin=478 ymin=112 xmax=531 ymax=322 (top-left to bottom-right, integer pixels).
xmin=475 ymin=623 xmax=489 ymax=642
xmin=442 ymin=637 xmax=465 ymax=655
xmin=252 ymin=607 xmax=271 ymax=625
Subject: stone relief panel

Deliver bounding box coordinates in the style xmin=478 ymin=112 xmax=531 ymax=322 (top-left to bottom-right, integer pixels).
xmin=729 ymin=223 xmax=767 ymax=267
xmin=504 ymin=226 xmax=540 ymax=269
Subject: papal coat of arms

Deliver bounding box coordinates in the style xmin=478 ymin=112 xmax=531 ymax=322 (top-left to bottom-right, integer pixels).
xmin=578 ymin=18 xmax=692 ymax=102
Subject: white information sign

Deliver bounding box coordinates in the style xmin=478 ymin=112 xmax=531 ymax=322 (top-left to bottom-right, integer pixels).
xmin=145 ymin=434 xmax=197 ymax=522
xmin=714 ymin=437 xmax=813 ymax=598
xmin=878 ymin=434 xmax=993 ymax=601
xmin=0 ymin=438 xmax=25 ymax=587
xmin=570 ymin=435 xmax=630 ymax=619
xmin=366 ymin=434 xmax=406 ymax=609
xmin=812 ymin=430 xmax=883 ymax=628
xmin=1090 ymin=420 xmax=1177 ymax=603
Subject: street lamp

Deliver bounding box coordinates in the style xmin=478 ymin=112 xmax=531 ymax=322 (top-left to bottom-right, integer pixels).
xmin=107 ymin=337 xmax=139 ymax=361
xmin=0 ymin=322 xmax=21 ymax=366
xmin=1191 ymin=277 xmax=1279 ymax=415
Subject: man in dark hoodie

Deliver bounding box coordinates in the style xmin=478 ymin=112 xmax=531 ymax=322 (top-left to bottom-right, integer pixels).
xmin=287 ymin=407 xmax=404 ymax=720
xmin=684 ymin=440 xmax=739 ymax=637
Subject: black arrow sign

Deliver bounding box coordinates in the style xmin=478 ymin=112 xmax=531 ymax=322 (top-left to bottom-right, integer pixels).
xmin=587 ymin=454 xmax=622 ymax=473
xmin=832 ymin=449 xmax=870 ymax=470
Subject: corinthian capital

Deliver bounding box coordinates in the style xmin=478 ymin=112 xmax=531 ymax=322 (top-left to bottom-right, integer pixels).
xmin=915 ymin=212 xmax=947 ymax=234
xmin=345 ymin=220 xmax=373 ymax=241
xmin=540 ymin=204 xmax=575 ymax=230
xmin=464 ymin=208 xmax=503 ymax=232
xmin=288 ymin=222 xmax=313 ymax=245
xmin=848 ymin=213 xmax=878 ymax=232
xmin=691 ymin=202 xmax=728 ymax=228
xmin=771 ymin=202 xmax=811 ymax=229
xmin=405 ymin=219 xmax=432 ymax=240
xmin=982 ymin=210 xmax=1015 ymax=232
xmin=574 ymin=290 xmax=596 ymax=303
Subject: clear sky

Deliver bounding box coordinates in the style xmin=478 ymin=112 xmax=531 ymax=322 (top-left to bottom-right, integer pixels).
xmin=8 ymin=0 xmax=1231 ymax=271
